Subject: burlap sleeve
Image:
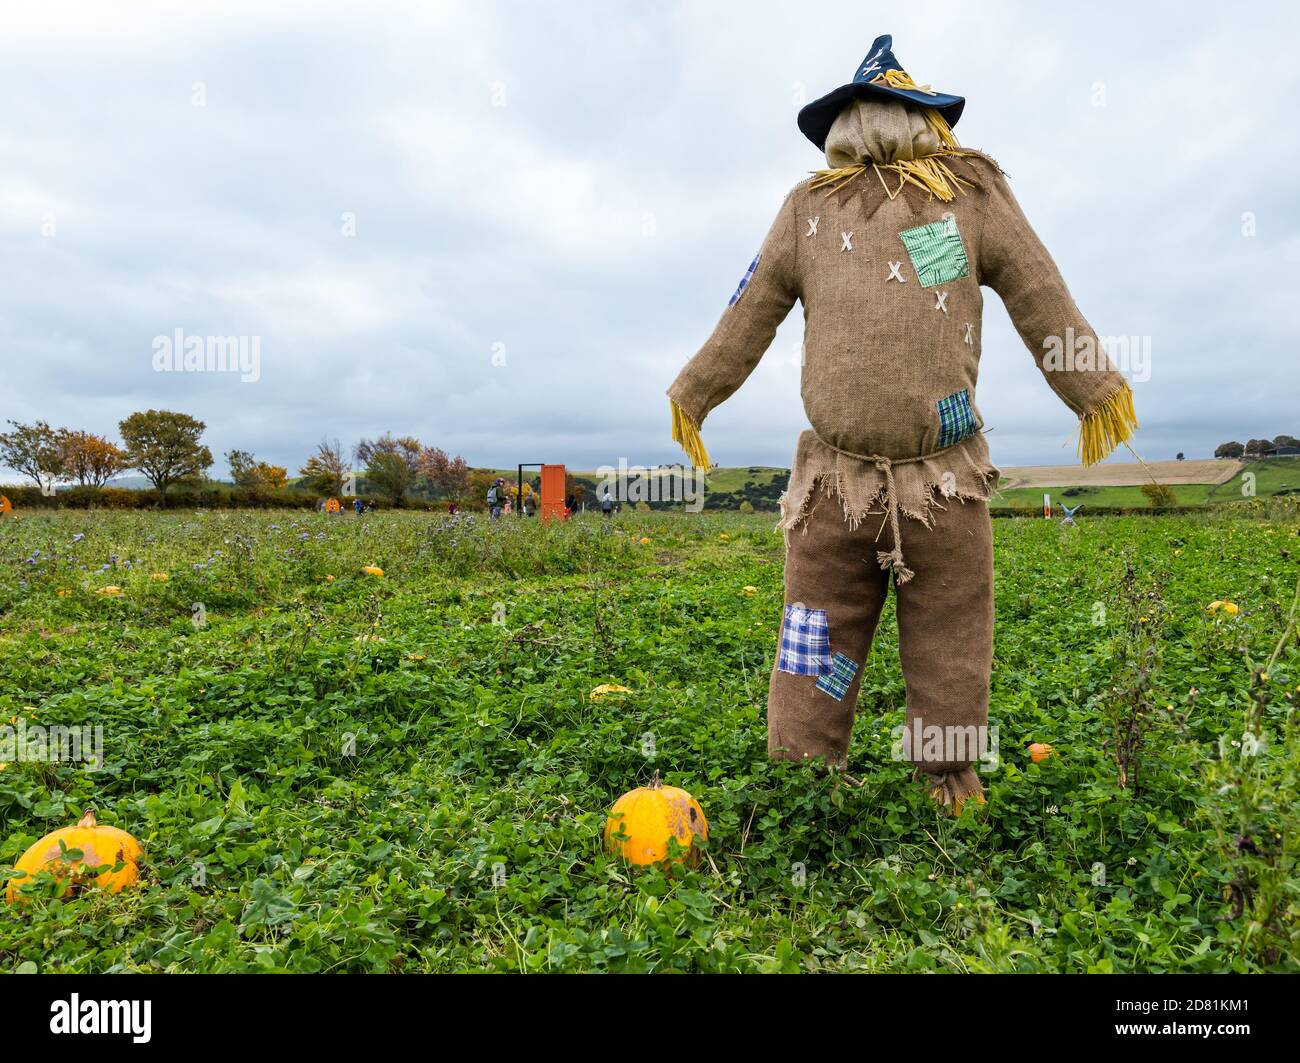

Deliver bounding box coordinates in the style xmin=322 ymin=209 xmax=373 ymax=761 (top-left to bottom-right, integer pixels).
xmin=977 ymin=169 xmax=1128 ymax=417
xmin=666 ymin=190 xmax=800 ymax=426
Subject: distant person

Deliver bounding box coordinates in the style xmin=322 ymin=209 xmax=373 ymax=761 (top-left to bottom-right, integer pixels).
xmin=367 ymin=500 xmax=376 ymax=513
xmin=447 ymin=501 xmax=459 ymax=516
xmin=354 ymin=498 xmax=364 ymax=515
xmin=564 ymin=493 xmax=577 ymax=520
xmin=601 ymin=488 xmax=613 ymax=518
xmin=487 ymin=478 xmax=505 ymax=520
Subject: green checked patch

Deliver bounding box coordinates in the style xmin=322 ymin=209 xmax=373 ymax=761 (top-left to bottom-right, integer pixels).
xmin=815 ymin=652 xmax=859 ymax=701
xmin=936 ymin=388 xmax=978 ymax=449
xmin=899 ymin=217 xmax=969 ymax=288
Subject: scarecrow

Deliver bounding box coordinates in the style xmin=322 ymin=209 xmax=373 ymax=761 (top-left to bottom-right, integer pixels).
xmin=666 ymin=35 xmax=1137 ymax=809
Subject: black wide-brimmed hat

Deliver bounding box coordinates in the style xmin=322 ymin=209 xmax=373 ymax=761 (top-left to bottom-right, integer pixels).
xmin=797 ymin=35 xmax=965 ymax=151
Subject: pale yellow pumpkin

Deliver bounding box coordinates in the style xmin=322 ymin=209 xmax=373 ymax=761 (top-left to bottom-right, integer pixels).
xmin=604 ymin=773 xmax=708 ymax=866
xmin=6 ymin=810 xmax=142 ymax=903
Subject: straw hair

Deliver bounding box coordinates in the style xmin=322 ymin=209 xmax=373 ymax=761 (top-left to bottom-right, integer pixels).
xmin=810 ymin=75 xmax=969 ymax=203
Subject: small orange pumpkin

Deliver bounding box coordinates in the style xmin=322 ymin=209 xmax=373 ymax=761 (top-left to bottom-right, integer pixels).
xmin=325 ymin=497 xmax=341 ymax=514
xmin=0 ymin=495 xmax=11 ymax=518
xmin=6 ymin=810 xmax=142 ymax=903
xmin=1028 ymin=742 xmax=1055 ymax=764
xmin=604 ymin=772 xmax=708 ymax=867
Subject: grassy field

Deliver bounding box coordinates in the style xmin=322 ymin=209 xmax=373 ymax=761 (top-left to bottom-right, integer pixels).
xmin=1 ymin=502 xmax=1298 ymax=972
xmin=995 ymin=458 xmax=1300 ymax=510
xmin=557 ymin=457 xmax=1300 ymax=511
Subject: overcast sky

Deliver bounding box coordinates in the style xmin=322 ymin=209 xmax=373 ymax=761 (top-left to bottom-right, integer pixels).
xmin=2 ymin=0 xmax=1297 ymax=480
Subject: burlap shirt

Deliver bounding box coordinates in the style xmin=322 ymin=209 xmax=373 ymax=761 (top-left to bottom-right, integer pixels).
xmin=667 ymin=130 xmax=1129 ymax=529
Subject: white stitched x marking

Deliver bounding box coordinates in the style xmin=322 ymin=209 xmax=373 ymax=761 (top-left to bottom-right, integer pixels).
xmin=806 ymin=216 xmax=819 ymax=237
xmin=963 ymin=323 xmax=974 ymax=345
xmin=840 ymin=231 xmax=853 ymax=252
xmin=887 ymin=261 xmax=906 ymax=283
xmin=934 ymin=291 xmax=948 ymax=313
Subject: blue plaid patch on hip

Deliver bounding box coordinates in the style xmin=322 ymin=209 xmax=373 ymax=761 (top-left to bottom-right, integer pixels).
xmin=728 ymin=252 xmax=761 ymax=307
xmin=898 ymin=218 xmax=969 ymax=288
xmin=936 ymin=388 xmax=978 ymax=449
xmin=777 ymin=604 xmax=831 ymax=676
xmin=815 ymin=652 xmax=859 ymax=701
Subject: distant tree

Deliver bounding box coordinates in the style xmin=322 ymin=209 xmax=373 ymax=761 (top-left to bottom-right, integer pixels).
xmin=0 ymin=420 xmax=65 ymax=489
xmin=1215 ymin=441 xmax=1245 ymax=459
xmin=1140 ymin=482 xmax=1176 ymax=508
xmin=564 ymin=471 xmax=586 ymax=504
xmin=226 ymin=449 xmax=288 ymax=490
xmin=1175 ymin=452 xmax=1185 ymax=461
xmin=420 ymin=447 xmax=471 ymax=502
xmin=299 ymin=438 xmax=349 ymax=496
xmin=1245 ymin=439 xmax=1272 ymax=457
xmin=59 ymin=430 xmax=128 ymax=486
xmin=1273 ymin=434 xmax=1300 ymax=448
xmin=467 ymin=468 xmax=498 ymax=509
xmin=119 ymin=410 xmax=213 ymax=499
xmin=355 ymin=435 xmax=423 ymax=504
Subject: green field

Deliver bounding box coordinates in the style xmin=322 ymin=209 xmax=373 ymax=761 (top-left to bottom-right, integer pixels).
xmin=565 ymin=458 xmax=1300 ymax=512
xmin=1 ymin=503 xmax=1298 ymax=972
xmin=995 ymin=458 xmax=1300 ymax=509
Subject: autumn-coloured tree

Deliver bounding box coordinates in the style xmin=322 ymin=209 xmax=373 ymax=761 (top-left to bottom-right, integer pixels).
xmin=0 ymin=420 xmax=65 ymax=489
xmin=467 ymin=468 xmax=498 ymax=509
xmin=119 ymin=410 xmax=213 ymax=500
xmin=299 ymin=438 xmax=350 ymax=496
xmin=57 ymin=430 xmax=129 ymax=487
xmin=227 ymin=449 xmax=288 ymax=490
xmin=421 ymin=447 xmax=471 ymax=502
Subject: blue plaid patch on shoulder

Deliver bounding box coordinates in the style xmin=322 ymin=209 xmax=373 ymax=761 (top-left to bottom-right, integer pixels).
xmin=777 ymin=604 xmax=831 ymax=676
xmin=936 ymin=388 xmax=978 ymax=449
xmin=728 ymin=252 xmax=761 ymax=307
xmin=898 ymin=218 xmax=969 ymax=288
xmin=815 ymin=652 xmax=859 ymax=701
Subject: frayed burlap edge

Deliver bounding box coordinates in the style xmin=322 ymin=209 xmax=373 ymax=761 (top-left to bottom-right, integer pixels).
xmin=916 ymin=766 xmax=986 ymax=815
xmin=777 ymin=431 xmax=1000 ymax=534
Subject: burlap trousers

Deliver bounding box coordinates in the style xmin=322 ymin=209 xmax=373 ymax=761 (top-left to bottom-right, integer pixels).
xmin=768 ymin=491 xmax=994 ymax=776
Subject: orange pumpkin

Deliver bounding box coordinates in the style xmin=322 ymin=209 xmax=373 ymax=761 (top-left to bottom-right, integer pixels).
xmin=0 ymin=495 xmax=11 ymax=518
xmin=325 ymin=497 xmax=341 ymax=514
xmin=604 ymin=773 xmax=708 ymax=866
xmin=1028 ymin=742 xmax=1055 ymax=764
xmin=6 ymin=810 xmax=142 ymax=903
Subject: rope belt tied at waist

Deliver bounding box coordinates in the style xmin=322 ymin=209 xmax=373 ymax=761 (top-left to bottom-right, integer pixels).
xmin=813 ymin=433 xmax=973 ymax=586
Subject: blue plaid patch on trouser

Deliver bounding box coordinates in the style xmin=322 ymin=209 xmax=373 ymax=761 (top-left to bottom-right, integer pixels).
xmin=815 ymin=652 xmax=859 ymax=701
xmin=777 ymin=604 xmax=831 ymax=675
xmin=728 ymin=252 xmax=761 ymax=307
xmin=898 ymin=218 xmax=969 ymax=288
xmin=936 ymin=388 xmax=977 ymax=449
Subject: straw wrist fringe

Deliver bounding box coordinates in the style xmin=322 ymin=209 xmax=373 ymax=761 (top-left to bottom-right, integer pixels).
xmin=1077 ymin=382 xmax=1138 ymax=466
xmin=670 ymin=399 xmax=711 ymax=470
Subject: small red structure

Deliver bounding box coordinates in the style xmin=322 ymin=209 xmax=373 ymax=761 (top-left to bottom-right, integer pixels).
xmin=540 ymin=464 xmax=567 ymax=523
